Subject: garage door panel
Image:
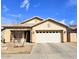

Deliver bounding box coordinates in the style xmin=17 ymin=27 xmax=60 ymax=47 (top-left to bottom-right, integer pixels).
xmin=36 ymin=31 xmax=61 ymax=43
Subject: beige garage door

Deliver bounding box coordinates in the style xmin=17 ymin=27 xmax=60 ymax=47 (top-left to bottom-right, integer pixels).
xmin=36 ymin=31 xmax=61 ymax=43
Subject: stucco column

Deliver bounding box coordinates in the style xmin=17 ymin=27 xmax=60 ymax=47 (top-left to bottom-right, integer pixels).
xmin=30 ymin=30 xmax=32 ymax=43
xmin=22 ymin=31 xmax=24 ymax=38
xmin=4 ymin=30 xmax=11 ymax=42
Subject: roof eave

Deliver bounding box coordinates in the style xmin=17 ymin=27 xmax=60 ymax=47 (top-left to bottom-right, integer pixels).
xmin=32 ymin=19 xmax=69 ymax=28
xmin=20 ymin=16 xmax=44 ymax=24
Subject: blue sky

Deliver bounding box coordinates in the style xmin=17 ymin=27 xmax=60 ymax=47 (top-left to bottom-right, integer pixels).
xmin=1 ymin=0 xmax=77 ymax=25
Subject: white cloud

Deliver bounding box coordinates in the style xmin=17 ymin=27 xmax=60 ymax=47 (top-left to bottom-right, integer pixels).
xmin=20 ymin=0 xmax=30 ymax=11
xmin=66 ymin=0 xmax=76 ymax=7
xmin=8 ymin=14 xmax=22 ymax=17
xmin=61 ymin=19 xmax=66 ymax=24
xmin=69 ymin=0 xmax=76 ymax=6
xmin=3 ymin=5 xmax=9 ymax=12
xmin=1 ymin=17 xmax=18 ymax=24
xmin=33 ymin=3 xmax=40 ymax=7
xmin=69 ymin=20 xmax=74 ymax=25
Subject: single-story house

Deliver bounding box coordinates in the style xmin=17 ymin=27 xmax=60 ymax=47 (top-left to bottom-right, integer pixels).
xmin=1 ymin=16 xmax=77 ymax=43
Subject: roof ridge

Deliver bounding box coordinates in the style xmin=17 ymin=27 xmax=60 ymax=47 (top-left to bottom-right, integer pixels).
xmin=19 ymin=16 xmax=44 ymax=24
xmin=32 ymin=18 xmax=68 ymax=28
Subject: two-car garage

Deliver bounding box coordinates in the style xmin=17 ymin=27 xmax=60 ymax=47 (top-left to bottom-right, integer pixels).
xmin=36 ymin=30 xmax=63 ymax=43
xmin=32 ymin=19 xmax=67 ymax=43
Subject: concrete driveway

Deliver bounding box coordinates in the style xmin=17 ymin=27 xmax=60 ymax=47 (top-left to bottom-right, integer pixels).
xmin=2 ymin=43 xmax=77 ymax=59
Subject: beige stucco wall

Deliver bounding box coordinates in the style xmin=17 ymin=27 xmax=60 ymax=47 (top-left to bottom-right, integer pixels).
xmin=3 ymin=29 xmax=11 ymax=42
xmin=2 ymin=28 xmax=31 ymax=42
xmin=70 ymin=33 xmax=77 ymax=42
xmin=22 ymin=19 xmax=42 ymax=25
xmin=32 ymin=21 xmax=67 ymax=43
xmin=2 ymin=20 xmax=68 ymax=43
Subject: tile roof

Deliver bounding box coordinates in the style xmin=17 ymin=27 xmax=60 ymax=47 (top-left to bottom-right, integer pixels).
xmin=20 ymin=16 xmax=43 ymax=24
xmin=69 ymin=25 xmax=77 ymax=30
xmin=32 ymin=18 xmax=68 ymax=28
xmin=1 ymin=24 xmax=32 ymax=27
xmin=2 ymin=17 xmax=74 ymax=29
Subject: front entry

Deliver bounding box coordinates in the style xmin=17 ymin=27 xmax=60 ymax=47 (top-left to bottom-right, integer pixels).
xmin=11 ymin=31 xmax=31 ymax=43
xmin=24 ymin=31 xmax=30 ymax=42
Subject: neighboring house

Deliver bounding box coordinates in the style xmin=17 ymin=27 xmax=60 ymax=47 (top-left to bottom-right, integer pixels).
xmin=69 ymin=25 xmax=77 ymax=42
xmin=1 ymin=16 xmax=77 ymax=43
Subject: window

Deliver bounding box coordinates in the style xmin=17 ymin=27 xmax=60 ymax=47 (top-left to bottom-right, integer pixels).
xmin=43 ymin=31 xmax=45 ymax=33
xmin=53 ymin=31 xmax=55 ymax=33
xmin=36 ymin=31 xmax=39 ymax=33
xmin=56 ymin=31 xmax=58 ymax=33
xmin=46 ymin=31 xmax=48 ymax=33
xmin=49 ymin=31 xmax=52 ymax=33
xmin=40 ymin=31 xmax=42 ymax=33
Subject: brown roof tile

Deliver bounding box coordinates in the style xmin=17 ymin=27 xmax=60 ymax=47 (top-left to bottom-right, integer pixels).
xmin=32 ymin=18 xmax=68 ymax=28
xmin=1 ymin=24 xmax=32 ymax=27
xmin=20 ymin=16 xmax=43 ymax=24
